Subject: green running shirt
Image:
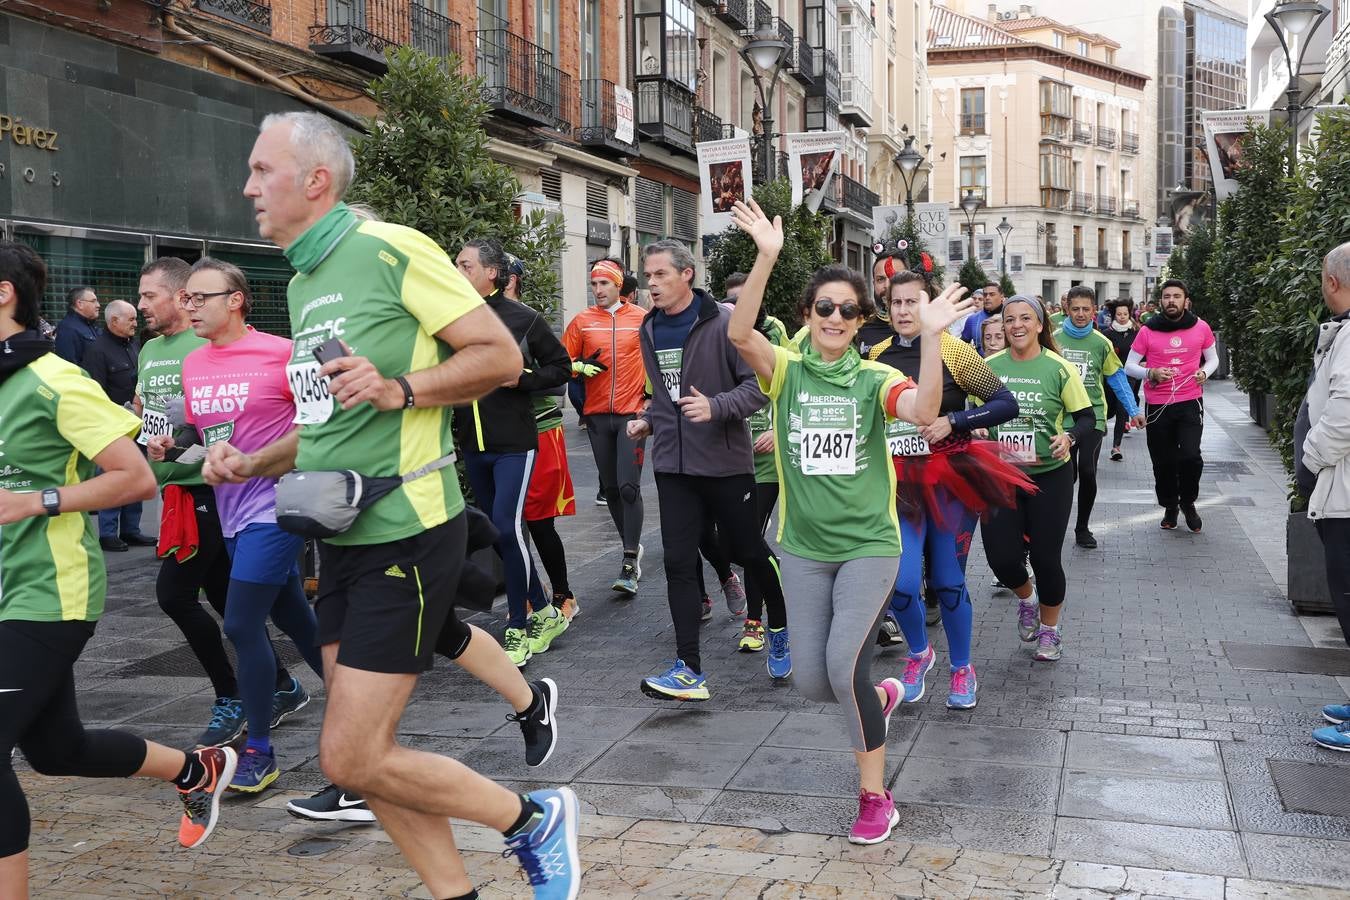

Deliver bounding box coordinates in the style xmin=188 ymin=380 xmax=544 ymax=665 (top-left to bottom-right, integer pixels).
xmin=760 ymin=345 xmax=908 ymax=562
xmin=981 ymin=347 xmax=1091 ymax=475
xmin=284 ymin=205 xmax=485 ymax=546
xmin=0 ymin=354 xmax=141 ymax=622
xmin=1052 ymin=327 xmax=1122 ymax=431
xmin=136 ymin=328 xmax=208 ymax=488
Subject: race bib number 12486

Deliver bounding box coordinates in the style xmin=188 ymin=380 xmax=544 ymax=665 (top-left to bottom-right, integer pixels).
xmin=287 ymin=361 xmax=334 ymax=426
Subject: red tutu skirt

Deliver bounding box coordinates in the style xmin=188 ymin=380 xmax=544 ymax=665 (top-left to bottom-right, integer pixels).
xmin=892 ymin=436 xmax=1038 ymax=531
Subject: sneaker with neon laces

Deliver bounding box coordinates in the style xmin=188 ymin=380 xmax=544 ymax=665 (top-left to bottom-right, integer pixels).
xmin=504 ymin=626 xmax=533 ymax=667
xmin=700 ymin=596 xmax=713 ymax=621
xmin=1314 ymin=720 xmax=1350 ymax=751
xmin=640 ymin=660 xmax=709 ymax=701
xmin=285 ymin=784 xmax=376 ymax=822
xmin=738 ymin=619 xmax=765 ymax=652
xmin=195 ymin=697 xmax=244 ymax=748
xmin=900 ymin=645 xmax=936 ymax=703
xmin=556 ymin=592 xmax=580 ymax=621
xmin=766 ymin=627 xmax=791 ymax=679
xmin=503 ymin=787 xmax=581 ymax=900
xmin=270 ymin=676 xmax=310 ymax=729
xmin=721 ymin=572 xmax=747 ymax=616
xmin=1032 ymin=625 xmax=1062 ymax=661
xmin=507 ymin=677 xmax=559 ymax=767
xmin=877 ymin=677 xmax=902 ymax=736
xmin=848 ymin=789 xmax=899 ymax=845
xmin=176 ymin=746 xmax=237 ymax=848
xmin=527 ymin=605 xmax=570 ymax=655
xmin=1323 ymin=703 xmax=1350 ymax=724
xmin=947 ymin=664 xmax=977 ymax=709
xmin=1017 ymin=599 xmax=1040 ymax=642
xmin=612 ymin=559 xmax=639 ymax=596
xmin=228 ymin=745 xmax=279 ymax=793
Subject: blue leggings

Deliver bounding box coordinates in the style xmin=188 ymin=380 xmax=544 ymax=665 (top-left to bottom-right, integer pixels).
xmin=465 ymin=449 xmax=540 ymax=629
xmin=889 ymin=487 xmax=977 ymax=669
xmin=223 ymin=524 xmax=324 ymax=743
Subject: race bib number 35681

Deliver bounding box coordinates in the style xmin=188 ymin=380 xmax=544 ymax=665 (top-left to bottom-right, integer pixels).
xmin=287 ymin=361 xmax=334 ymax=426
xmin=799 ymin=400 xmax=857 ymax=475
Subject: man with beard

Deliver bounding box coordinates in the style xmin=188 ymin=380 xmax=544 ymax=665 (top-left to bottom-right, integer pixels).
xmin=1125 ymin=279 xmax=1219 ymax=532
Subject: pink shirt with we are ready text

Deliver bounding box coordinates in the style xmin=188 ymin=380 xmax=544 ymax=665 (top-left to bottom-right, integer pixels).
xmin=1131 ymin=319 xmax=1215 ymax=406
xmin=181 ymin=327 xmax=296 ymax=537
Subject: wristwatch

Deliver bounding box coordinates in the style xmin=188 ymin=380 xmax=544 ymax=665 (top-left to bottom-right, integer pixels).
xmin=41 ymin=488 xmax=61 ymax=516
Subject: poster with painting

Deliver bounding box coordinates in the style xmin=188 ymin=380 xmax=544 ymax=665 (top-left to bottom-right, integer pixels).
xmin=785 ymin=131 xmax=845 ymax=212
xmin=697 ymin=136 xmax=754 ymax=232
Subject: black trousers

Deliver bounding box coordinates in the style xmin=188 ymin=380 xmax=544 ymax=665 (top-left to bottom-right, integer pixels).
xmin=1317 ymin=518 xmax=1350 ymax=647
xmin=654 ymin=472 xmax=783 ymax=674
xmin=1071 ymin=428 xmax=1105 ymax=534
xmin=1145 ymin=398 xmax=1205 ymax=508
xmin=980 ymin=463 xmax=1075 ymax=607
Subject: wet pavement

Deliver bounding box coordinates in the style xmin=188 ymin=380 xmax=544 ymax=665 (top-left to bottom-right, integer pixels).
xmin=20 ymin=379 xmax=1350 ymax=898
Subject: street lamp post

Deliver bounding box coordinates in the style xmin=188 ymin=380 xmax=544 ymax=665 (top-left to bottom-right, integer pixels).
xmin=892 ymin=128 xmax=930 ymax=209
xmin=996 ymin=216 xmax=1013 ymax=276
xmin=960 ymin=189 xmax=984 ymax=266
xmin=740 ymin=25 xmax=790 ymax=182
xmin=1263 ymin=0 xmax=1329 ymax=176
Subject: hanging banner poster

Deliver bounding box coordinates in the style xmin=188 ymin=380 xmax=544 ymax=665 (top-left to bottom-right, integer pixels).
xmin=785 ymin=130 xmax=845 ymax=213
xmin=1201 ymin=109 xmax=1271 ymax=201
xmin=697 ymin=136 xmax=754 ymax=233
xmin=613 ymin=86 xmax=635 ymax=145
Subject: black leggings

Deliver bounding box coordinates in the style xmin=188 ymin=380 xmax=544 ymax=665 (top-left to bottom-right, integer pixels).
xmin=980 ymin=463 xmax=1074 ymax=607
xmin=0 ymin=620 xmax=148 ymax=858
xmin=1071 ymin=429 xmax=1105 ymax=533
xmin=527 ymin=517 xmax=569 ymax=596
xmin=1106 ymin=377 xmax=1141 ymax=448
xmin=742 ymin=482 xmax=784 ymax=627
xmin=157 ymin=485 xmax=291 ymax=698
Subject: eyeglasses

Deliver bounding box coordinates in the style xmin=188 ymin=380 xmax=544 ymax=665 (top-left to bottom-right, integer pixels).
xmin=812 ymin=299 xmax=862 ymax=321
xmin=179 ymin=290 xmax=235 ymax=309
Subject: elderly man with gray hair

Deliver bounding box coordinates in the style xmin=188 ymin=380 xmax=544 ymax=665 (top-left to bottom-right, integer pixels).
xmin=1300 ymin=242 xmax=1350 ymax=752
xmin=83 ymin=298 xmax=155 ymax=551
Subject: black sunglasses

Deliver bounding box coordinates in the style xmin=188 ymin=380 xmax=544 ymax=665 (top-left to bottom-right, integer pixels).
xmin=813 ymin=299 xmax=862 ymax=321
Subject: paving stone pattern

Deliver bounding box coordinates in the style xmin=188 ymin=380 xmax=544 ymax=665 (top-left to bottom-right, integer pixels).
xmin=21 ymin=380 xmax=1350 ymax=897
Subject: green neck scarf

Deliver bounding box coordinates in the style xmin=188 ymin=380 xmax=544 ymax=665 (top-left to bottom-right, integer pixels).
xmin=802 ymin=341 xmax=862 ymax=389
xmin=284 ymin=203 xmax=357 ymax=275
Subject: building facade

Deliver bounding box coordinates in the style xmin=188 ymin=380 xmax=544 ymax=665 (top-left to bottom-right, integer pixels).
xmin=1249 ymin=0 xmax=1348 ymax=144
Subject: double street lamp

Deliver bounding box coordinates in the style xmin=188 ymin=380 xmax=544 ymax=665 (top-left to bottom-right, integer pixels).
xmin=996 ymin=216 xmax=1014 ymax=276
xmin=740 ymin=24 xmax=790 ymax=182
xmin=960 ymin=189 xmax=984 ymax=265
xmin=1262 ymin=0 xmax=1329 ymax=175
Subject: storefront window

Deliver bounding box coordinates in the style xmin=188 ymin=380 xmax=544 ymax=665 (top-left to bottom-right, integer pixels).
xmin=15 ymin=231 xmax=149 ymax=326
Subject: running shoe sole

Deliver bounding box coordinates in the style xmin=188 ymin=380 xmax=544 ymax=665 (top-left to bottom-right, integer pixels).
xmin=180 ymin=748 xmax=238 ymax=849
xmin=285 ymin=800 xmax=376 ymax=822
xmin=271 ymin=692 xmax=311 ymax=729
xmin=639 ymin=680 xmax=709 ymax=702
xmin=550 ymin=787 xmax=582 ymax=900
xmin=848 ymin=807 xmax=900 ymax=845
xmin=902 ymin=651 xmax=936 ymax=703
xmin=1314 ymin=735 xmax=1350 ymax=752
xmin=530 ymin=677 xmax=560 ymax=768
xmin=879 ymin=677 xmax=903 ymax=736
xmin=228 ymin=766 xmax=280 ymax=793
xmin=1325 ymin=711 xmax=1350 ymax=725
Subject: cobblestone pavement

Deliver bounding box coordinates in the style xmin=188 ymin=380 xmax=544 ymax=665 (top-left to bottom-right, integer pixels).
xmin=20 ymin=380 xmax=1350 ymax=898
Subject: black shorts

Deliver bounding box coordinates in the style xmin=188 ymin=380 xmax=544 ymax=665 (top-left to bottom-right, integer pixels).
xmin=315 ymin=514 xmax=467 ymax=674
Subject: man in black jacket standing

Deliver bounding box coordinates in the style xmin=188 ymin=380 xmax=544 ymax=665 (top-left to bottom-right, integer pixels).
xmin=85 ymin=299 xmax=155 ymax=551
xmin=54 ymin=285 xmax=101 ymax=366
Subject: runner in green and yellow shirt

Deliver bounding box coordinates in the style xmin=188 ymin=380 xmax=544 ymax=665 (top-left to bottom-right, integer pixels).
xmin=726 ymin=198 xmax=976 ymax=847
xmin=979 ymin=295 xmax=1095 ymax=665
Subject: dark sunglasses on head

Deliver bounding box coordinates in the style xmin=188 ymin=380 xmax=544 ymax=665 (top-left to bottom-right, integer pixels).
xmin=813 ymin=299 xmax=861 ymax=321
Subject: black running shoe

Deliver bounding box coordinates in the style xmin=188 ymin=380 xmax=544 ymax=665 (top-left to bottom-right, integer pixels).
xmin=286 ymin=784 xmax=376 ymax=823
xmin=270 ymin=676 xmax=310 ymax=728
xmin=1181 ymin=503 xmax=1202 ymax=533
xmin=1161 ymin=507 xmax=1179 ymax=530
xmin=1075 ymin=529 xmax=1098 ymax=549
xmin=876 ymin=613 xmax=905 ymax=647
xmin=195 ymin=697 xmax=244 ymax=749
xmin=508 ymin=677 xmax=559 ymax=768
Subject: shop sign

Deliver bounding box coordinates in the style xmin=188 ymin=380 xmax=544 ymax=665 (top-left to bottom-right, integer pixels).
xmin=0 ymin=114 xmax=59 ymax=151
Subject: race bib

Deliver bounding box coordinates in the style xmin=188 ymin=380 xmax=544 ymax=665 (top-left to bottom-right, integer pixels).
xmin=799 ymin=400 xmax=857 ymax=476
xmin=656 ymin=348 xmax=682 ymax=402
xmin=202 ymin=421 xmax=235 ymax=447
xmin=1061 ymin=349 xmax=1092 ymax=385
xmin=748 ymin=406 xmax=772 ymax=436
xmin=886 ymin=419 xmax=930 ymax=457
xmin=139 ymin=407 xmax=172 ymax=446
xmin=287 ymin=361 xmax=334 ymax=426
xmin=998 ymin=420 xmax=1037 ymax=465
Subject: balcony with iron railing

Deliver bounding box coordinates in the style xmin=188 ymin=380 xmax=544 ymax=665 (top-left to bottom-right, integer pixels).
xmin=1122 ymin=251 xmax=1134 ymax=270
xmin=778 ymin=19 xmax=796 ymax=69
xmin=841 ymin=173 xmax=880 ymax=218
xmin=695 ymin=107 xmax=725 ymax=144
xmin=791 ymin=36 xmax=817 ymax=86
xmin=1095 ymin=125 xmax=1116 ymax=149
xmin=1122 ymin=199 xmax=1139 ymax=218
xmin=1071 ymin=191 xmax=1093 ymax=213
xmin=1122 ymin=131 xmax=1139 ymax=153
xmin=195 ymin=0 xmax=271 ymax=33
xmin=311 ymin=0 xmax=461 ymax=71
xmin=751 ymin=0 xmax=772 ymax=29
xmin=1073 ymin=249 xmax=1085 ymax=267
xmin=1097 ymin=250 xmax=1110 ymax=268
xmin=1072 ymin=121 xmax=1092 ymax=143
xmin=577 ymin=78 xmax=639 ymax=156
xmin=636 ymin=79 xmax=695 ymax=155
xmin=550 ymin=69 xmax=576 ymax=135
xmin=1045 ymin=242 xmax=1058 ymax=266
xmin=806 ymin=48 xmax=840 ymax=104
xmin=475 ymin=13 xmax=563 ymax=127
xmin=1098 ymin=195 xmax=1116 ymax=215
xmin=715 ymin=0 xmax=749 ymax=29
xmin=960 ymin=112 xmax=986 ymax=135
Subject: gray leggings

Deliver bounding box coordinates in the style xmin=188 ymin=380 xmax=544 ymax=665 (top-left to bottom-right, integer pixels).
xmin=780 ymin=553 xmax=899 ymax=753
xmin=586 ymin=413 xmax=645 ymax=553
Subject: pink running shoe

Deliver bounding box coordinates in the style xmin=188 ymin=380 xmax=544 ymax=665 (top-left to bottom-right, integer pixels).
xmin=900 ymin=645 xmax=936 ymax=703
xmin=877 ymin=677 xmax=902 ymax=737
xmin=849 ymin=789 xmax=900 ymax=845
xmin=947 ymin=664 xmax=978 ymax=709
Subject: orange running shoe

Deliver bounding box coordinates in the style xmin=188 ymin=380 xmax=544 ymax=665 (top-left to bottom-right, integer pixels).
xmin=177 ymin=746 xmax=237 ymax=848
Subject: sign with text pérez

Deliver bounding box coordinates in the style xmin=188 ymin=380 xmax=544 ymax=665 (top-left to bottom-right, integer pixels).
xmin=872 ymin=203 xmax=950 ymax=266
xmin=0 ymin=115 xmax=59 ymax=151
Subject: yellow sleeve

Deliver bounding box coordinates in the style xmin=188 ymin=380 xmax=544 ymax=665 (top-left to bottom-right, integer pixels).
xmin=364 ymin=222 xmax=484 ymax=335
xmin=940 ymin=332 xmax=1005 ymax=400
xmin=867 ymin=336 xmax=892 ymax=361
xmin=758 ymin=345 xmax=797 ymax=400
xmin=47 ymin=362 xmax=141 ymax=462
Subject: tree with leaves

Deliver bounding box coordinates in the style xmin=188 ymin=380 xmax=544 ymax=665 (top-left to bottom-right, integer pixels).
xmin=875 ymin=212 xmax=945 ymax=288
xmin=347 ymin=47 xmax=566 ymax=320
xmin=957 ymin=258 xmax=990 ymax=297
xmin=999 ymin=273 xmax=1016 ymax=298
xmin=1157 ymin=216 xmax=1215 ymax=323
xmin=706 ymin=179 xmax=834 ymax=329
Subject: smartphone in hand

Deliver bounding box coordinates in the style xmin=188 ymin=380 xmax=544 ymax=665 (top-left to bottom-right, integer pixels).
xmin=312 ymin=338 xmax=350 ymax=367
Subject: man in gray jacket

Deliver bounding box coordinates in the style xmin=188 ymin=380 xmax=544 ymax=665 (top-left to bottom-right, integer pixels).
xmin=1302 ymin=242 xmax=1350 ymax=751
xmin=626 ymin=240 xmax=788 ymax=701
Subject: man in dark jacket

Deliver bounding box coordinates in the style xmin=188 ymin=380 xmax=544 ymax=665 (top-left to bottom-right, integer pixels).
xmin=84 ymin=299 xmax=153 ymax=551
xmin=626 ymin=239 xmax=788 ymax=702
xmin=54 ymin=285 xmax=101 ymax=366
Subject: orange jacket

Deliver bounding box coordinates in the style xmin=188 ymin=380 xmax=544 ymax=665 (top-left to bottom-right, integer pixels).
xmin=562 ymin=301 xmax=648 ymax=416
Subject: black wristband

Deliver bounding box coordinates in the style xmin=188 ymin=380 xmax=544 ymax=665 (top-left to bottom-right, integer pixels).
xmin=395 ymin=375 xmax=415 ymax=409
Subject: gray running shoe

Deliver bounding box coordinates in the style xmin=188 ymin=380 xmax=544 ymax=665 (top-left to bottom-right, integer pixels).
xmin=1017 ymin=600 xmax=1040 ymax=643
xmin=1032 ymin=626 xmax=1062 ymax=661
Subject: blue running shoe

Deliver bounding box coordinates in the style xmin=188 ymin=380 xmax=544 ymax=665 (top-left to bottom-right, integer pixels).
xmin=640 ymin=660 xmax=709 ymax=701
xmin=228 ymin=746 xmax=280 ymax=793
xmin=195 ymin=697 xmax=244 ymax=749
xmin=1314 ymin=721 xmax=1350 ymax=752
xmin=900 ymin=645 xmax=935 ymax=703
xmin=1324 ymin=703 xmax=1350 ymax=725
xmin=271 ymin=676 xmax=310 ymax=728
xmin=766 ymin=628 xmax=792 ymax=680
xmin=504 ymin=787 xmax=581 ymax=900
xmin=946 ymin=664 xmax=977 ymax=710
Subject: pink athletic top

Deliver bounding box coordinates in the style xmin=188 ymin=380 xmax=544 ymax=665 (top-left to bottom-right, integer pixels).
xmin=182 ymin=328 xmax=296 ymax=537
xmin=1131 ymin=319 xmax=1215 ymax=406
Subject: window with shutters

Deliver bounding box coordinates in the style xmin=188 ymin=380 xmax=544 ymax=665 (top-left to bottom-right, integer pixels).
xmin=586 ymin=182 xmax=609 ymax=220
xmin=635 ymin=177 xmax=666 ymax=235
xmin=671 ymin=188 xmax=697 ymax=242
xmin=541 ymin=169 xmax=563 ymax=202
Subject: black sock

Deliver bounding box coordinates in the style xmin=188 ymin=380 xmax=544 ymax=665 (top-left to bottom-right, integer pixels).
xmin=275 ymin=666 xmax=293 ymax=692
xmin=623 ymin=550 xmax=637 ymax=560
xmin=503 ymin=795 xmax=544 ymax=837
xmin=440 ymin=891 xmax=478 ymax=900
xmin=173 ymin=751 xmax=206 ymax=789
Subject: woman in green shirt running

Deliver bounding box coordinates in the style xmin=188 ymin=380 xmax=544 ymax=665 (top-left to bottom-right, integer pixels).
xmin=727 ymin=199 xmax=975 ymax=846
xmin=980 ymin=295 xmax=1095 ymax=662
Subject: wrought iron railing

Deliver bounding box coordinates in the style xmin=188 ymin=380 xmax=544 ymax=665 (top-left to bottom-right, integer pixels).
xmin=1073 ymin=249 xmax=1085 ymax=267
xmin=1098 ymin=196 xmax=1116 ymax=215
xmin=842 ymin=174 xmax=879 ymax=217
xmin=196 ymin=0 xmax=271 ymax=33
xmin=1098 ymin=250 xmax=1110 ymax=268
xmin=1073 ymin=121 xmax=1091 ymax=143
xmin=715 ymin=0 xmax=749 ymax=29
xmin=1122 ymin=200 xmax=1140 ymax=218
xmin=578 ymin=78 xmax=639 ymax=154
xmin=1122 ymin=131 xmax=1139 ymax=152
xmin=310 ymin=0 xmax=460 ymax=68
xmin=475 ymin=12 xmax=562 ymax=125
xmin=960 ymin=112 xmax=986 ymax=134
xmin=1095 ymin=125 xmax=1116 ymax=149
xmin=791 ymin=36 xmax=816 ymax=85
xmin=636 ymin=79 xmax=694 ymax=153
xmin=1071 ymin=191 xmax=1093 ymax=212
xmin=695 ymin=107 xmax=725 ymax=144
